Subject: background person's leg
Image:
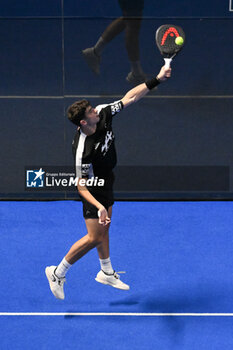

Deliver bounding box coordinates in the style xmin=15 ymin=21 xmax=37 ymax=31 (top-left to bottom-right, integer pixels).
xmin=124 ymin=17 xmax=146 ymax=84
xmin=82 ymin=18 xmax=125 ymax=74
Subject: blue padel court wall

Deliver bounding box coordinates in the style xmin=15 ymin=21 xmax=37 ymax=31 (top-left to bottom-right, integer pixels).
xmin=0 ymin=1 xmax=233 ymax=199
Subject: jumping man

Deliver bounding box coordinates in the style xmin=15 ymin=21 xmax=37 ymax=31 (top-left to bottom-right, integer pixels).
xmin=45 ymin=64 xmax=171 ymax=299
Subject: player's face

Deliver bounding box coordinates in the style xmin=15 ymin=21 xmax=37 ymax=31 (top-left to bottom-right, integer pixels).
xmin=84 ymin=106 xmax=99 ymax=125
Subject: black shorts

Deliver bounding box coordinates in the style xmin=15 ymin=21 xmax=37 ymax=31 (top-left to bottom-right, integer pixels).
xmin=80 ymin=172 xmax=115 ymax=219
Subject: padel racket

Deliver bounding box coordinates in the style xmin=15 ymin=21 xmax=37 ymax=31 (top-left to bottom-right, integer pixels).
xmin=155 ymin=24 xmax=185 ymax=68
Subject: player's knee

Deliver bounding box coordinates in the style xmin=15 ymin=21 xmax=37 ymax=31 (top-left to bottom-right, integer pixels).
xmin=88 ymin=234 xmax=103 ymax=247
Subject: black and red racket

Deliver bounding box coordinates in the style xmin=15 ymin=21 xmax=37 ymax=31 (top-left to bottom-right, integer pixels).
xmin=155 ymin=24 xmax=185 ymax=68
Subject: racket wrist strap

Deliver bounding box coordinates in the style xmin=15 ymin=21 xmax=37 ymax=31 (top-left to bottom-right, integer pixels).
xmin=145 ymin=77 xmax=160 ymax=90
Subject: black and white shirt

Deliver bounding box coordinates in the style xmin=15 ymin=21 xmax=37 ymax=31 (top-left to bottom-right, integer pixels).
xmin=72 ymin=100 xmax=123 ymax=179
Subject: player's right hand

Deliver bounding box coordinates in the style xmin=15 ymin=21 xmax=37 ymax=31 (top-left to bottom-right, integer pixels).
xmin=157 ymin=65 xmax=172 ymax=81
xmin=98 ymin=206 xmax=111 ymax=226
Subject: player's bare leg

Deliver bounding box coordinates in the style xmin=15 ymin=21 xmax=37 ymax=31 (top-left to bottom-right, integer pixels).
xmin=64 ymin=218 xmax=107 ymax=264
xmin=45 ymin=218 xmax=108 ymax=299
xmin=94 ymin=206 xmax=129 ymax=290
xmin=96 ymin=206 xmax=112 ymax=259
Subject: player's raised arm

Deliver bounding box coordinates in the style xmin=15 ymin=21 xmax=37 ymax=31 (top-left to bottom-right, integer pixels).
xmin=121 ymin=65 xmax=171 ymax=108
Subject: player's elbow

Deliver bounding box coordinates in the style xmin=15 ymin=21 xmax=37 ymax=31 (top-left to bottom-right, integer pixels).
xmin=77 ymin=178 xmax=87 ymax=193
xmin=121 ymin=96 xmax=136 ymax=109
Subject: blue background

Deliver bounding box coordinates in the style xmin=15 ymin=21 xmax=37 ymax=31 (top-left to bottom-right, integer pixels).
xmin=0 ymin=0 xmax=232 ymax=17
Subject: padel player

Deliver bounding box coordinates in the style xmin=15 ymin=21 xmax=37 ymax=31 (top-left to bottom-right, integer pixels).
xmin=45 ymin=64 xmax=171 ymax=299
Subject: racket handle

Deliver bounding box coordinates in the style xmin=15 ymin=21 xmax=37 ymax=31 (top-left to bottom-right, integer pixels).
xmin=164 ymin=58 xmax=172 ymax=68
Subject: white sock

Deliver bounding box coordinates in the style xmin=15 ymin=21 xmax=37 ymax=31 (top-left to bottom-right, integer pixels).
xmin=99 ymin=257 xmax=114 ymax=275
xmin=55 ymin=257 xmax=72 ymax=278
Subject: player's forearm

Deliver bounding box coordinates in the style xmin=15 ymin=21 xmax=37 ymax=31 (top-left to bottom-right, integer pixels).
xmin=121 ymin=83 xmax=149 ymax=108
xmin=77 ymin=183 xmax=102 ymax=210
xmin=121 ymin=66 xmax=171 ymax=108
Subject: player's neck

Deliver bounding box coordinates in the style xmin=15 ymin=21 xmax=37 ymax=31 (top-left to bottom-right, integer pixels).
xmin=80 ymin=124 xmax=97 ymax=136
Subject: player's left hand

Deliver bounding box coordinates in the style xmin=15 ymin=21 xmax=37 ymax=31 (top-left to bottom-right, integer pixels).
xmin=98 ymin=206 xmax=111 ymax=226
xmin=157 ymin=65 xmax=172 ymax=81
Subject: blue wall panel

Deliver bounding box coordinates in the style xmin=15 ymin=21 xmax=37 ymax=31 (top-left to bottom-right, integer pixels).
xmin=0 ymin=1 xmax=61 ymax=17
xmin=1 ymin=0 xmax=231 ymax=18
xmin=0 ymin=19 xmax=63 ymax=96
xmin=0 ymin=0 xmax=233 ymax=199
xmin=0 ymin=98 xmax=65 ymax=195
xmin=64 ymin=18 xmax=233 ymax=96
xmin=64 ymin=0 xmax=233 ymax=18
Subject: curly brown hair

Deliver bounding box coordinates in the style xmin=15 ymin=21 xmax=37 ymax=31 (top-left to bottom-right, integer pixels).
xmin=67 ymin=99 xmax=90 ymax=126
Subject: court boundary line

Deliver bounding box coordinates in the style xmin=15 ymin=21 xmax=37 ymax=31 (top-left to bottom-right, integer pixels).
xmin=1 ymin=312 xmax=233 ymax=317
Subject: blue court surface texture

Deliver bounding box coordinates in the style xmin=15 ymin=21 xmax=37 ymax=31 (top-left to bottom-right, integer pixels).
xmin=1 ymin=200 xmax=233 ymax=349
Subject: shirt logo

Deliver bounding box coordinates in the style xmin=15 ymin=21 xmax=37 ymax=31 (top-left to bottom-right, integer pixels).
xmin=81 ymin=164 xmax=91 ymax=176
xmin=94 ymin=142 xmax=100 ymax=150
xmin=101 ymin=131 xmax=114 ymax=155
xmin=111 ymin=102 xmax=121 ymax=115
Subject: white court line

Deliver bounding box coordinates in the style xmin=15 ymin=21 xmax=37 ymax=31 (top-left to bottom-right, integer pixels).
xmin=1 ymin=312 xmax=233 ymax=317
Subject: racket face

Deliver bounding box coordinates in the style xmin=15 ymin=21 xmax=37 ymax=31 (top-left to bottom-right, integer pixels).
xmin=155 ymin=24 xmax=185 ymax=58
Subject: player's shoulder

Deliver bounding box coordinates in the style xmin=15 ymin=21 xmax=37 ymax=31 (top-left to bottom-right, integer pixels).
xmin=95 ymin=104 xmax=109 ymax=115
xmin=95 ymin=100 xmax=123 ymax=116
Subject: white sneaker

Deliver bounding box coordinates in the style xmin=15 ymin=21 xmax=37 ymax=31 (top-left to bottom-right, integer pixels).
xmin=45 ymin=266 xmax=66 ymax=300
xmin=95 ymin=270 xmax=130 ymax=290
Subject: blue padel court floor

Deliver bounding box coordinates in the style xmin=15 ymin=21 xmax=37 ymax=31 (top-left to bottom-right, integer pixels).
xmin=1 ymin=201 xmax=233 ymax=349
